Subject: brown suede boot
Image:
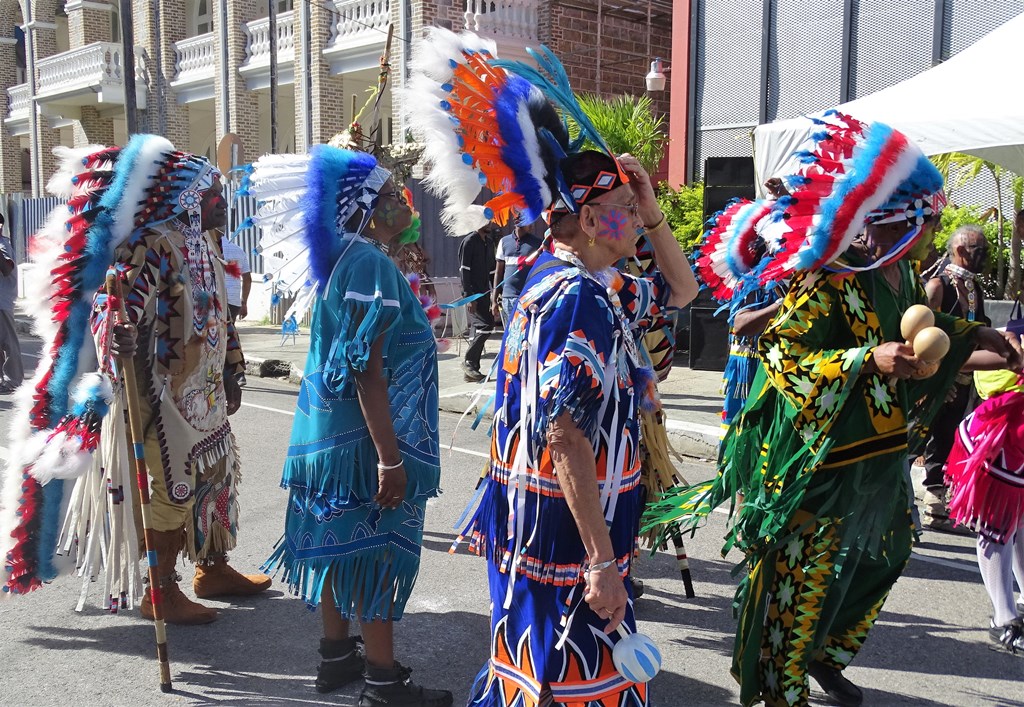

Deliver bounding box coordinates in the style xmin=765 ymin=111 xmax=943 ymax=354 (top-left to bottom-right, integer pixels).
xmin=140 ymin=528 xmax=218 ymax=625
xmin=193 ymin=554 xmax=272 ymax=598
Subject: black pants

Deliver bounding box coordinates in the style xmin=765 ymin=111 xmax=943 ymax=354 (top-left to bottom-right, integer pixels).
xmin=922 ymin=382 xmax=972 ymax=489
xmin=464 ymin=298 xmax=495 ymax=371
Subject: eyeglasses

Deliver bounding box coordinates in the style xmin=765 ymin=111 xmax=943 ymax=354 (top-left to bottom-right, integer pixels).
xmin=590 ymin=201 xmax=639 ymax=217
xmin=378 ymin=190 xmax=407 ymax=203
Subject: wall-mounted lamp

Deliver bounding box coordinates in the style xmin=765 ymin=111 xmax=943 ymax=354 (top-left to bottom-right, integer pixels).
xmin=645 ymin=58 xmax=669 ymax=92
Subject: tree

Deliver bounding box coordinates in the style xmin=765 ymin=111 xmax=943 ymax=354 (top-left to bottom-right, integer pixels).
xmin=931 ymin=152 xmax=1015 ymax=297
xmin=575 ymin=93 xmax=666 ymax=174
xmin=656 ymin=182 xmax=705 ymax=252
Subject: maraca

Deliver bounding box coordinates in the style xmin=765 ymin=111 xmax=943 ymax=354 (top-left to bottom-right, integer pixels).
xmin=897 ymin=306 xmax=948 ymax=380
xmin=910 ymin=326 xmax=950 ymax=379
xmin=612 ymin=624 xmax=662 ymax=684
xmin=900 ymin=304 xmax=935 ymax=342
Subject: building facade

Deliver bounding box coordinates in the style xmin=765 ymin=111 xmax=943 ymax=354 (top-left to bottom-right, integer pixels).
xmin=667 ymin=0 xmax=1024 ymax=186
xmin=1 ymin=0 xmax=672 ymax=199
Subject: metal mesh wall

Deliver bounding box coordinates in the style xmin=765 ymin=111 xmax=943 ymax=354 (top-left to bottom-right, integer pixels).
xmin=766 ymin=0 xmax=844 ymax=120
xmin=694 ymin=0 xmax=763 ymax=127
xmin=849 ymin=0 xmax=934 ymax=99
xmin=942 ymin=1 xmax=1024 ymax=58
xmin=694 ymin=128 xmax=755 ymax=180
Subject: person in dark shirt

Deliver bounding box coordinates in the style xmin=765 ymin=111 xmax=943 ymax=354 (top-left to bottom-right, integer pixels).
xmin=921 ymin=224 xmax=990 ymax=533
xmin=459 ymin=225 xmax=498 ymax=382
xmin=491 ymin=224 xmax=544 ymax=327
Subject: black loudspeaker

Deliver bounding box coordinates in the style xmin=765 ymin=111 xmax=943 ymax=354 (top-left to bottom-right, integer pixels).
xmin=689 ymin=306 xmax=730 ymax=371
xmin=704 ymin=156 xmax=755 ymax=187
xmin=703 ymin=157 xmax=756 ymax=221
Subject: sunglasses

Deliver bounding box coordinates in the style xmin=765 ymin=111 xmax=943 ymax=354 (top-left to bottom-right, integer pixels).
xmin=378 ymin=190 xmax=408 ymax=203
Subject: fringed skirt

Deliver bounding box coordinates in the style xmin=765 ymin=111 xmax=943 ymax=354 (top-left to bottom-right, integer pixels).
xmin=946 ymin=389 xmax=1024 ymax=544
xmin=264 ymin=446 xmax=435 ymax=622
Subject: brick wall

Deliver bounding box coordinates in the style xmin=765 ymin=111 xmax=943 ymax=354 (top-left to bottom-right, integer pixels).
xmin=28 ymin=4 xmax=62 ymax=192
xmin=308 ymin=0 xmax=346 ymax=146
xmin=543 ymin=2 xmax=672 ymax=117
xmin=0 ymin=2 xmax=22 ymax=192
xmin=67 ymin=0 xmax=114 ymax=46
xmin=215 ymin=0 xmax=260 ymax=151
xmin=74 ymin=105 xmax=115 ymax=145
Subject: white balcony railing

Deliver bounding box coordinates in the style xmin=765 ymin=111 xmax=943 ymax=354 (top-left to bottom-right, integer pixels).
xmin=243 ymin=10 xmax=296 ymax=67
xmin=330 ymin=0 xmax=390 ymax=46
xmin=173 ymin=32 xmax=217 ymax=85
xmin=464 ymin=0 xmax=538 ymax=41
xmin=36 ymin=42 xmax=138 ymax=101
xmin=7 ymin=83 xmax=29 ymax=121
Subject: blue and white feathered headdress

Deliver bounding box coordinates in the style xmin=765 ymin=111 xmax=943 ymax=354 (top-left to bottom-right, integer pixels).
xmin=239 ymin=145 xmax=390 ymax=318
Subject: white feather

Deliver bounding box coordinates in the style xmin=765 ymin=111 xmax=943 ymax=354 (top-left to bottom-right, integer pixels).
xmin=109 ymin=136 xmax=175 ymax=250
xmin=46 ymin=145 xmax=107 ymax=198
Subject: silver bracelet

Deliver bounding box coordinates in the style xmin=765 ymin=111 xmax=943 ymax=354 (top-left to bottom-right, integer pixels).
xmin=586 ymin=558 xmax=617 ymax=574
xmin=377 ymin=459 xmax=404 ymax=471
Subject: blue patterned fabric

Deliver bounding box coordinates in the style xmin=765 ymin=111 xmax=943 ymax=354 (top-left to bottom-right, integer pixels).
xmin=721 ymin=287 xmax=781 ymax=433
xmin=460 ymin=251 xmax=668 ymax=705
xmin=264 ymin=239 xmax=440 ymax=621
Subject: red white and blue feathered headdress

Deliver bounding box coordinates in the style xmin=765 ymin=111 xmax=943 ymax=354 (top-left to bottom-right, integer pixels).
xmin=2 ymin=135 xmax=219 ymax=595
xmin=695 ymin=198 xmax=777 ymax=305
xmin=759 ymin=111 xmax=945 ymax=282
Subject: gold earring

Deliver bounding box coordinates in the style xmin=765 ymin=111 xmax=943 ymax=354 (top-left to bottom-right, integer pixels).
xmin=588 ymin=235 xmax=596 ymax=247
xmin=369 ymin=218 xmax=377 ymax=231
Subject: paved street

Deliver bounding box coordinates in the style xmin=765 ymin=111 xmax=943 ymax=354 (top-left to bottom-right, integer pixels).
xmin=0 ymin=336 xmax=1022 ymax=706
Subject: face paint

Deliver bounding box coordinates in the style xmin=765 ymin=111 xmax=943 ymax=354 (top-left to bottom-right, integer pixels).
xmin=598 ymin=209 xmax=630 ymax=241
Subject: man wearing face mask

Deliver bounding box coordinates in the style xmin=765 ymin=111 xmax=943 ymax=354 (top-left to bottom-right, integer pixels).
xmin=921 ymin=225 xmax=991 ymax=532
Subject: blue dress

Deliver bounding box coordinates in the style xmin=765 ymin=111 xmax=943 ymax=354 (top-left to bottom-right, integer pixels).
xmin=459 ymin=251 xmax=669 ymax=707
xmin=264 ymin=239 xmax=440 ymax=621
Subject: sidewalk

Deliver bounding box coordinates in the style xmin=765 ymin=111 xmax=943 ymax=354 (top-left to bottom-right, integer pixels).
xmin=235 ymin=320 xmax=724 ymax=459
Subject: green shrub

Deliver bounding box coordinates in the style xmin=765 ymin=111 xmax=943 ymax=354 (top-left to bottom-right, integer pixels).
xmin=656 ymin=181 xmax=705 ymax=253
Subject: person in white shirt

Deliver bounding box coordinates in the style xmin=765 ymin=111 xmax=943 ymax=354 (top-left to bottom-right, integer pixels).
xmin=220 ymin=233 xmax=252 ymax=321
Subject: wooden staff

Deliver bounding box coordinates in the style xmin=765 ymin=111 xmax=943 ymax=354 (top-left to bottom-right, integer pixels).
xmin=106 ymin=273 xmax=173 ymax=692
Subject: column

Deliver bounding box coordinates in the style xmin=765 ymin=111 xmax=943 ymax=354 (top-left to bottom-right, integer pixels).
xmin=65 ymin=0 xmax=114 ymax=46
xmin=307 ymin=0 xmax=345 ymax=146
xmin=0 ymin=35 xmax=22 ymax=192
xmin=214 ymin=0 xmax=260 ymax=155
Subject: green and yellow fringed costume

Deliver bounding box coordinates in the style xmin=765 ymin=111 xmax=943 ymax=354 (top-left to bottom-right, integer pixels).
xmin=645 ymin=262 xmax=979 ymax=706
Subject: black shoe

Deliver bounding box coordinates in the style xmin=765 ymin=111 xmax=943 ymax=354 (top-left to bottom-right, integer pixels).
xmin=463 ymin=364 xmax=486 ymax=383
xmin=315 ymin=636 xmax=365 ymax=693
xmin=629 ymin=575 xmax=645 ymax=599
xmin=989 ymin=618 xmax=1024 ymax=655
xmin=807 ymin=660 xmax=863 ymax=706
xmin=359 ymin=662 xmax=453 ymax=707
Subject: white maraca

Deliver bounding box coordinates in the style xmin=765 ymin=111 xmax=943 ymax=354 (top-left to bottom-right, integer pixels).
xmin=612 ymin=624 xmax=662 ymax=684
xmin=899 ymin=305 xmax=949 ymax=380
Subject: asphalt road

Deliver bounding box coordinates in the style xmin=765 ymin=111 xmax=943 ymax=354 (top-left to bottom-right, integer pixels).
xmin=0 ymin=338 xmax=1021 ymax=706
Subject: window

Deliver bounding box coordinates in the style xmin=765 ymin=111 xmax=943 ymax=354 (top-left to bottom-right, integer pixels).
xmin=196 ymin=0 xmax=212 ymax=35
xmin=110 ymin=11 xmax=120 ymax=43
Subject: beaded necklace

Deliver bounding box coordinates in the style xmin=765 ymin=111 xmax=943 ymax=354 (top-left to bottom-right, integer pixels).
xmin=945 ymin=262 xmax=978 ymax=321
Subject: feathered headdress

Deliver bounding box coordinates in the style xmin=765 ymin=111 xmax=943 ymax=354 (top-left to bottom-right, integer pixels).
xmin=759 ymin=111 xmax=944 ymax=283
xmin=695 ymin=198 xmax=777 ymax=305
xmin=239 ymin=145 xmax=390 ymax=317
xmin=404 ymin=28 xmax=575 ymax=234
xmin=1 ymin=135 xmax=220 ymax=595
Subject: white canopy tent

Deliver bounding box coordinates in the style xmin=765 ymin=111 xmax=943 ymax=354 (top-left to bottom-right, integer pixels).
xmin=753 ymin=12 xmax=1024 ymax=195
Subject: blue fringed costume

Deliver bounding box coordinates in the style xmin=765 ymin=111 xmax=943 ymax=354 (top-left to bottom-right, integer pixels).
xmin=456 ymin=251 xmax=668 ymax=706
xmin=264 ymin=240 xmax=440 ymax=619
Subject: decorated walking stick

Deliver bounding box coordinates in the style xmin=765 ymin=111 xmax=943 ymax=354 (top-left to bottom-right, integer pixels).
xmin=106 ymin=272 xmax=173 ymax=693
